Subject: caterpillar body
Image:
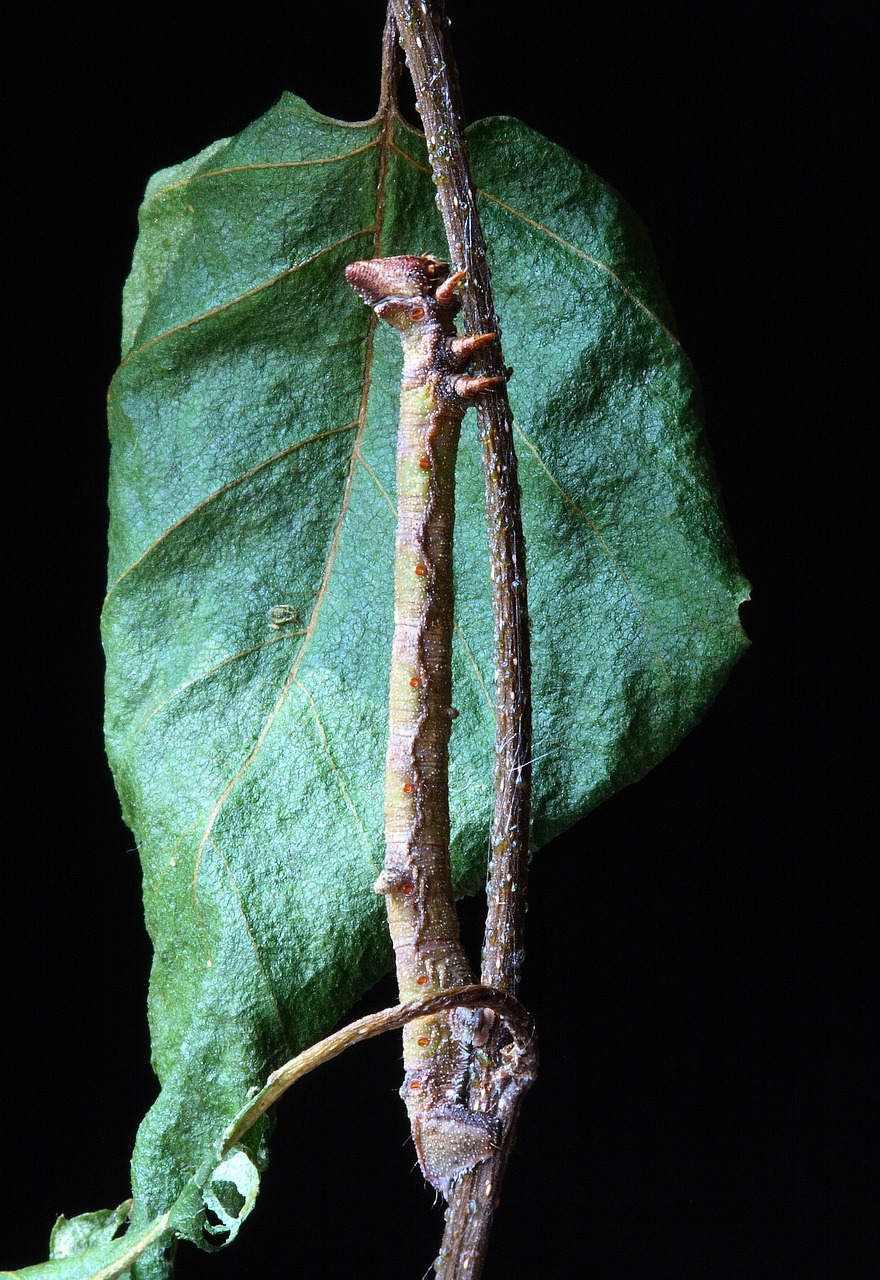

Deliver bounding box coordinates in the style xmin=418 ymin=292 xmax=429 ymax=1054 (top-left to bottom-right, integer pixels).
xmin=345 ymin=255 xmax=504 ymax=1194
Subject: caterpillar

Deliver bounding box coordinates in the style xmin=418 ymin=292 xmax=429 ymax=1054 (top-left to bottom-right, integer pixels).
xmin=345 ymin=255 xmax=504 ymax=1195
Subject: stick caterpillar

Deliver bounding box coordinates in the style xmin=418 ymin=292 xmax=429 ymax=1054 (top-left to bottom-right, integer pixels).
xmin=345 ymin=255 xmax=504 ymax=1194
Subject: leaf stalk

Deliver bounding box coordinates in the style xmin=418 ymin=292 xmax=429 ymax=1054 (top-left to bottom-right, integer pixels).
xmin=221 ymin=984 xmax=535 ymax=1156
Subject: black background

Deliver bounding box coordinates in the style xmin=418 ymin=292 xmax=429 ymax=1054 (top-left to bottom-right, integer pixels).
xmin=4 ymin=2 xmax=870 ymax=1276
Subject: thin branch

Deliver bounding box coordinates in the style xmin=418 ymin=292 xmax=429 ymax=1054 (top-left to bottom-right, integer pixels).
xmin=387 ymin=0 xmax=532 ymax=997
xmin=388 ymin=4 xmax=535 ymax=1276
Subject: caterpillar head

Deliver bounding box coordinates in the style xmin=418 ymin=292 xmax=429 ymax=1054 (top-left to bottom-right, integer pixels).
xmin=345 ymin=255 xmax=462 ymax=329
xmin=345 ymin=254 xmax=447 ymax=304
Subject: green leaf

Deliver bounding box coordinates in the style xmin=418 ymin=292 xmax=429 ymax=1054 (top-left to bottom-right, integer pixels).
xmin=98 ymin=94 xmax=747 ymax=1272
xmin=49 ymin=1203 xmax=133 ymax=1261
xmin=12 ymin=1148 xmax=262 ymax=1280
xmin=10 ymin=1206 xmax=172 ymax=1280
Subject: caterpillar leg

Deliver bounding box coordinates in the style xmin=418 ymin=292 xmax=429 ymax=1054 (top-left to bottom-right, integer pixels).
xmin=454 ymin=374 xmax=507 ymax=399
xmin=450 ymin=331 xmax=496 ymax=360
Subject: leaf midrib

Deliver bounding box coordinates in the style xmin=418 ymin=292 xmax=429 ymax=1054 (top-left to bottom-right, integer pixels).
xmin=181 ymin=96 xmax=396 ymax=906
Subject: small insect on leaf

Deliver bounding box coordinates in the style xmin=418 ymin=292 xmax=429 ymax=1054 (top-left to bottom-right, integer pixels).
xmin=267 ymin=605 xmax=300 ymax=629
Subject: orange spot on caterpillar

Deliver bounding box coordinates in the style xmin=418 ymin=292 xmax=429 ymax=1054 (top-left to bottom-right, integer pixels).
xmin=403 ymin=882 xmax=414 ymax=894
xmin=415 ymin=564 xmax=427 ymax=576
xmin=416 ymin=975 xmax=428 ymax=985
xmin=410 ymin=1079 xmax=421 ymax=1088
xmin=417 ymin=1035 xmax=430 ymax=1046
xmin=411 ymin=305 xmax=426 ymax=320
xmin=403 ymin=782 xmax=415 ymax=794
xmin=419 ymin=456 xmax=431 ymax=470
xmin=410 ymin=676 xmax=420 ymax=687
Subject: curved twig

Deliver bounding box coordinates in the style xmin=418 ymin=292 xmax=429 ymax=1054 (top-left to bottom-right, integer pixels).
xmin=221 ymin=984 xmax=535 ymax=1156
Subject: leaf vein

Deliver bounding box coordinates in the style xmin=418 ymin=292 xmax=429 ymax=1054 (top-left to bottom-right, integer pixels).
xmin=477 ymin=191 xmax=680 ymax=345
xmin=294 ymin=679 xmax=381 ymax=872
xmin=114 ymin=226 xmax=374 ymax=373
xmin=104 ymin=422 xmax=359 ymax=605
xmin=91 ymin=1213 xmax=173 ymax=1280
xmin=116 ymin=630 xmax=305 ymax=777
xmin=152 ymin=820 xmax=204 ymax=900
xmin=454 ymin=621 xmax=495 ymax=715
xmin=207 ymin=836 xmax=293 ymax=1053
xmin=357 ymin=454 xmax=395 ymax=515
xmin=388 ymin=139 xmax=431 ymax=173
xmin=143 ymin=139 xmax=381 ymax=204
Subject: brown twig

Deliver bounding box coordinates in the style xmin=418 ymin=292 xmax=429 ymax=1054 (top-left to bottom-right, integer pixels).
xmin=387 ymin=4 xmax=535 ymax=1276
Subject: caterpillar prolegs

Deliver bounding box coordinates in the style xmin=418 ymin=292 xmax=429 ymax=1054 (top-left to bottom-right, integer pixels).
xmin=345 ymin=255 xmax=504 ymax=1195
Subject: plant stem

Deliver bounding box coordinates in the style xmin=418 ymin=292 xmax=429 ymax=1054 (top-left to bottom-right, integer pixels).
xmin=388 ymin=4 xmax=535 ymax=1276
xmin=387 ymin=0 xmax=533 ymax=996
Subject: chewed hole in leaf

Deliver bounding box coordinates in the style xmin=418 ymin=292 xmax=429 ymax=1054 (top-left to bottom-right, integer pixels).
xmin=197 ymin=1147 xmax=261 ymax=1249
xmin=210 ymin=1179 xmax=246 ymax=1219
xmin=201 ymin=1207 xmax=231 ymax=1248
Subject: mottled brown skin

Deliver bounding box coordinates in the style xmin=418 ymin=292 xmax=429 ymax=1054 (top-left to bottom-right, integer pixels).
xmin=345 ymin=255 xmax=503 ymax=1194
